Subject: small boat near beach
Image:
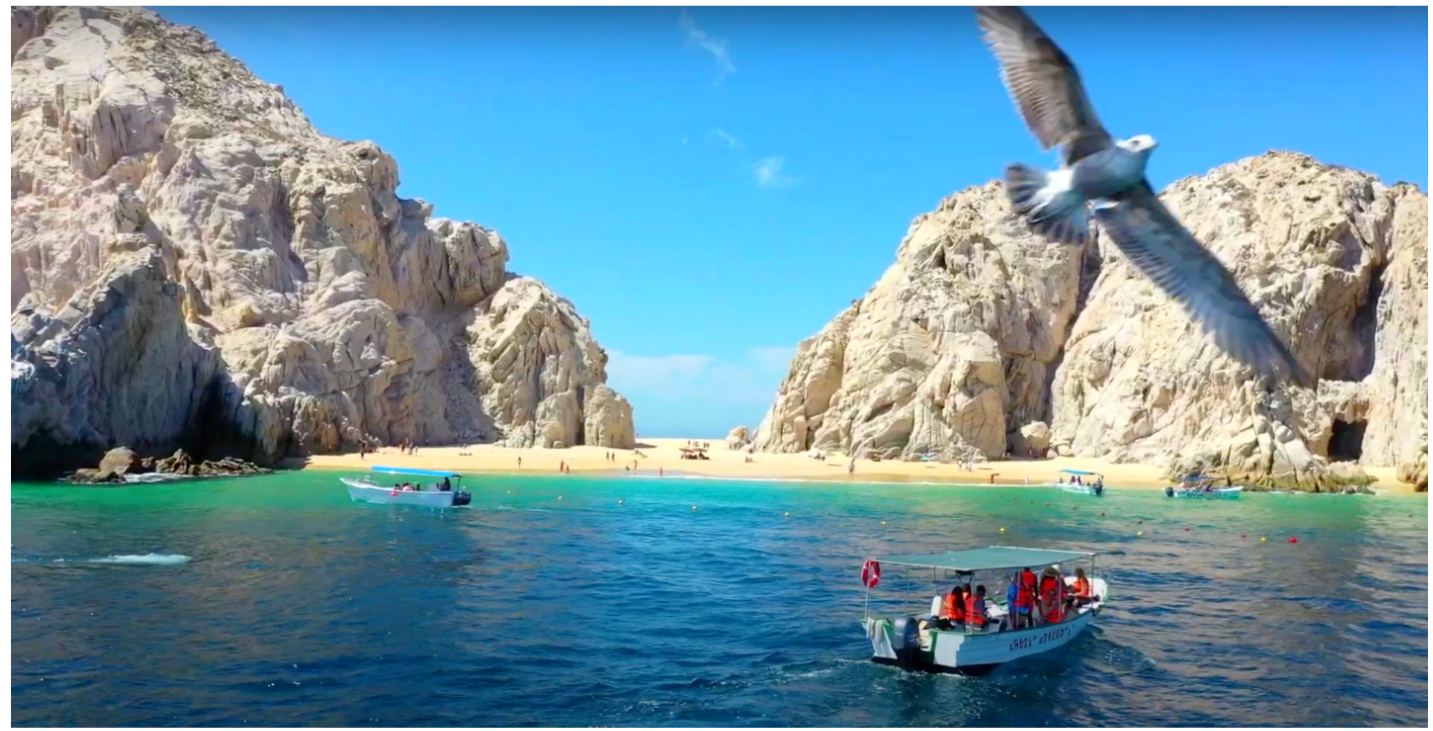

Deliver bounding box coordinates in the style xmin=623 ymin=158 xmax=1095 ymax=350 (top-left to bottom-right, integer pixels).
xmin=1044 ymin=468 xmax=1104 ymax=496
xmin=341 ymin=466 xmax=472 ymax=508
xmin=860 ymin=546 xmax=1107 ymax=674
xmin=1165 ymin=474 xmax=1243 ymax=499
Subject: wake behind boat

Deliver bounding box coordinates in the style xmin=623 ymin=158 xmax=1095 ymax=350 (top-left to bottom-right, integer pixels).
xmin=342 ymin=466 xmax=472 ymax=508
xmin=860 ymin=546 xmax=1107 ymax=674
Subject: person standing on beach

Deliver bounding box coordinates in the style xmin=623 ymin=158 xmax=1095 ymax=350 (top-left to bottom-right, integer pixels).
xmin=848 ymin=459 xmax=855 ymax=476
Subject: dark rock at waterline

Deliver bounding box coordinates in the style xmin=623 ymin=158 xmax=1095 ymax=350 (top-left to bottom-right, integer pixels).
xmin=66 ymin=448 xmax=271 ymax=484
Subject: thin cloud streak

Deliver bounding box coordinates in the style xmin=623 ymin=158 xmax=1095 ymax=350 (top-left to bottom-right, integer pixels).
xmin=679 ymin=9 xmax=735 ymax=82
xmin=709 ymin=128 xmax=742 ymax=150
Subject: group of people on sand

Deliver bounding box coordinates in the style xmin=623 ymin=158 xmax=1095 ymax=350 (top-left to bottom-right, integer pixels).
xmin=934 ymin=565 xmax=1097 ymax=633
xmin=396 ymin=440 xmax=418 ymax=455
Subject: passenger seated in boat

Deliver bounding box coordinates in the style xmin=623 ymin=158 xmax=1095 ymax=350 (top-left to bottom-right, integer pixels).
xmin=964 ymin=585 xmax=991 ymax=631
xmin=941 ymin=584 xmax=967 ymax=627
xmin=1067 ymin=567 xmax=1094 ymax=607
xmin=1039 ymin=566 xmax=1067 ymax=623
xmin=441 ymin=477 xmax=452 ymax=492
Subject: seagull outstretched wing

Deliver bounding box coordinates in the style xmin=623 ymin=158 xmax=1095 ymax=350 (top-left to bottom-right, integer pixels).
xmin=1093 ymin=182 xmax=1313 ymax=389
xmin=975 ymin=6 xmax=1112 ymax=165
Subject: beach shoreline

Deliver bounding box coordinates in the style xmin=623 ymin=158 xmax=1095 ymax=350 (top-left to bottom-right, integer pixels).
xmin=294 ymin=438 xmax=1422 ymax=495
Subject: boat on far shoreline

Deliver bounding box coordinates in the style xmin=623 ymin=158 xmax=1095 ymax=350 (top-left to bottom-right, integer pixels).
xmin=1043 ymin=469 xmax=1104 ymax=496
xmin=1166 ymin=474 xmax=1243 ymax=499
xmin=341 ymin=466 xmax=472 ymax=508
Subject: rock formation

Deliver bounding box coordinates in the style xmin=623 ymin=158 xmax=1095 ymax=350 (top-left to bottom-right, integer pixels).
xmin=11 ymin=7 xmax=634 ymax=477
xmin=69 ymin=446 xmax=272 ymax=484
xmin=755 ymin=152 xmax=1427 ymax=487
xmin=726 ymin=426 xmax=749 ymax=450
xmin=753 ymin=181 xmax=1085 ymax=463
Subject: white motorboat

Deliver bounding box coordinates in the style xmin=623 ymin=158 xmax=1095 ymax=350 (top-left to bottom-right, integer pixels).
xmin=860 ymin=546 xmax=1107 ymax=674
xmin=1165 ymin=484 xmax=1244 ymax=499
xmin=342 ymin=466 xmax=472 ymax=508
xmin=1044 ymin=469 xmax=1104 ymax=496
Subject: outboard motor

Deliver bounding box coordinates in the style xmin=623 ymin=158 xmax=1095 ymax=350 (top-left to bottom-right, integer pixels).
xmin=1164 ymin=486 xmax=1175 ymax=498
xmin=890 ymin=616 xmax=922 ymax=671
xmin=452 ymin=491 xmax=472 ymax=506
xmin=1092 ymin=483 xmax=1103 ymax=496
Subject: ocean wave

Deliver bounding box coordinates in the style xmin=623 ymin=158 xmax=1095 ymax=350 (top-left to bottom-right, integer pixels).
xmin=122 ymin=472 xmax=188 ymax=484
xmin=13 ymin=553 xmax=193 ymax=566
xmin=88 ymin=553 xmax=192 ymax=565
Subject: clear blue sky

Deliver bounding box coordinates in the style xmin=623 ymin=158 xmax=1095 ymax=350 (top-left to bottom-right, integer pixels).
xmin=154 ymin=6 xmax=1427 ymax=438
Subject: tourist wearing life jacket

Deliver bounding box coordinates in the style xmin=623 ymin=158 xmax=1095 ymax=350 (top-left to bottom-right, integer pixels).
xmin=964 ymin=585 xmax=990 ymax=630
xmin=942 ymin=584 xmax=967 ymax=624
xmin=1039 ymin=566 xmax=1066 ymax=624
xmin=1015 ymin=567 xmax=1038 ymax=627
xmin=1069 ymin=567 xmax=1094 ymax=607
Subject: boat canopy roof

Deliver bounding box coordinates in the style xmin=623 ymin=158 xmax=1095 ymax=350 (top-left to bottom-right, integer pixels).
xmin=878 ymin=546 xmax=1095 ymax=573
xmin=1060 ymin=469 xmax=1101 ymax=476
xmin=369 ymin=465 xmax=461 ymax=478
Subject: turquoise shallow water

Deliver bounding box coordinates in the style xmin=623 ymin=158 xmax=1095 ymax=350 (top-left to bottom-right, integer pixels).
xmin=11 ymin=472 xmax=1429 ymax=727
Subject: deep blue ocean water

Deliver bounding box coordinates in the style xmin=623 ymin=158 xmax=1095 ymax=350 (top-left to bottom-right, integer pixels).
xmin=11 ymin=472 xmax=1429 ymax=727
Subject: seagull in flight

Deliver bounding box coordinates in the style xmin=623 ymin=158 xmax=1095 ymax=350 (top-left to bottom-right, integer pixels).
xmin=973 ymin=5 xmax=1312 ymax=389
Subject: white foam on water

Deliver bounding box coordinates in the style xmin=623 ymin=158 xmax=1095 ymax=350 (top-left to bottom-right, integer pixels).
xmin=87 ymin=553 xmax=193 ymax=565
xmin=123 ymin=472 xmax=187 ymax=484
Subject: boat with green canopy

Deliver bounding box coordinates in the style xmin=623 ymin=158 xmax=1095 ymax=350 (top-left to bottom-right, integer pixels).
xmin=859 ymin=545 xmax=1108 ymax=674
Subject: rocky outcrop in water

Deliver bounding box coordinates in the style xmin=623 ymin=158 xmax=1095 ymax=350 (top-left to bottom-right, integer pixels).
xmin=11 ymin=7 xmax=635 ymax=477
xmin=754 ymin=152 xmax=1427 ymax=488
xmin=68 ymin=446 xmax=271 ymax=483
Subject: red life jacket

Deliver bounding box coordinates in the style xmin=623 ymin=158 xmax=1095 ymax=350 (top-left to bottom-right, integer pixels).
xmin=1015 ymin=570 xmax=1037 ymax=609
xmin=943 ymin=591 xmax=965 ymax=621
xmin=964 ymin=593 xmax=986 ymax=626
xmin=1039 ymin=576 xmax=1065 ymax=622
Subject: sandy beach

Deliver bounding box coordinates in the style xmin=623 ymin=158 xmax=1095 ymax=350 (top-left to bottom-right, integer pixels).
xmin=297 ymin=437 xmax=1420 ymax=494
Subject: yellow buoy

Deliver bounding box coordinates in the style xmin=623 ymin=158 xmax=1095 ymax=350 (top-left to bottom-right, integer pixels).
xmin=1136 ymin=531 xmax=1144 ymax=537
xmin=999 ymin=527 xmax=1007 ymax=533
xmin=1260 ymin=536 xmax=1268 ymax=543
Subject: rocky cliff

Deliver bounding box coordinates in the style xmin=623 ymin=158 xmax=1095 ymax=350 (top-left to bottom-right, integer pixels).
xmin=10 ymin=7 xmax=634 ymax=477
xmin=754 ymin=152 xmax=1428 ymax=487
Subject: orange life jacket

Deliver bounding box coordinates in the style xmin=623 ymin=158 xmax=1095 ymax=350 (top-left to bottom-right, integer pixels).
xmin=943 ymin=591 xmax=965 ymax=621
xmin=1072 ymin=576 xmax=1092 ymax=599
xmin=1039 ymin=576 xmax=1065 ymax=623
xmin=964 ymin=593 xmax=986 ymax=626
xmin=1016 ymin=570 xmax=1037 ymax=609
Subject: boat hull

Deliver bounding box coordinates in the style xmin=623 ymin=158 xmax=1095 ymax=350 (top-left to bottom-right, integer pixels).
xmin=1054 ymin=483 xmax=1103 ymax=496
xmin=1165 ymin=486 xmax=1243 ymax=499
xmin=865 ymin=578 xmax=1107 ymax=673
xmin=341 ymin=478 xmax=458 ymax=508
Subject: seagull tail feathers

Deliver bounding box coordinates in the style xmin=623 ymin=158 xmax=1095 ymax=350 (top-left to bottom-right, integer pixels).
xmin=1004 ymin=163 xmax=1090 ymax=246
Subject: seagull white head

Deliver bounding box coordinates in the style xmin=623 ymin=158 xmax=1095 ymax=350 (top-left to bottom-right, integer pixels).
xmin=1120 ymin=134 xmax=1158 ymax=153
